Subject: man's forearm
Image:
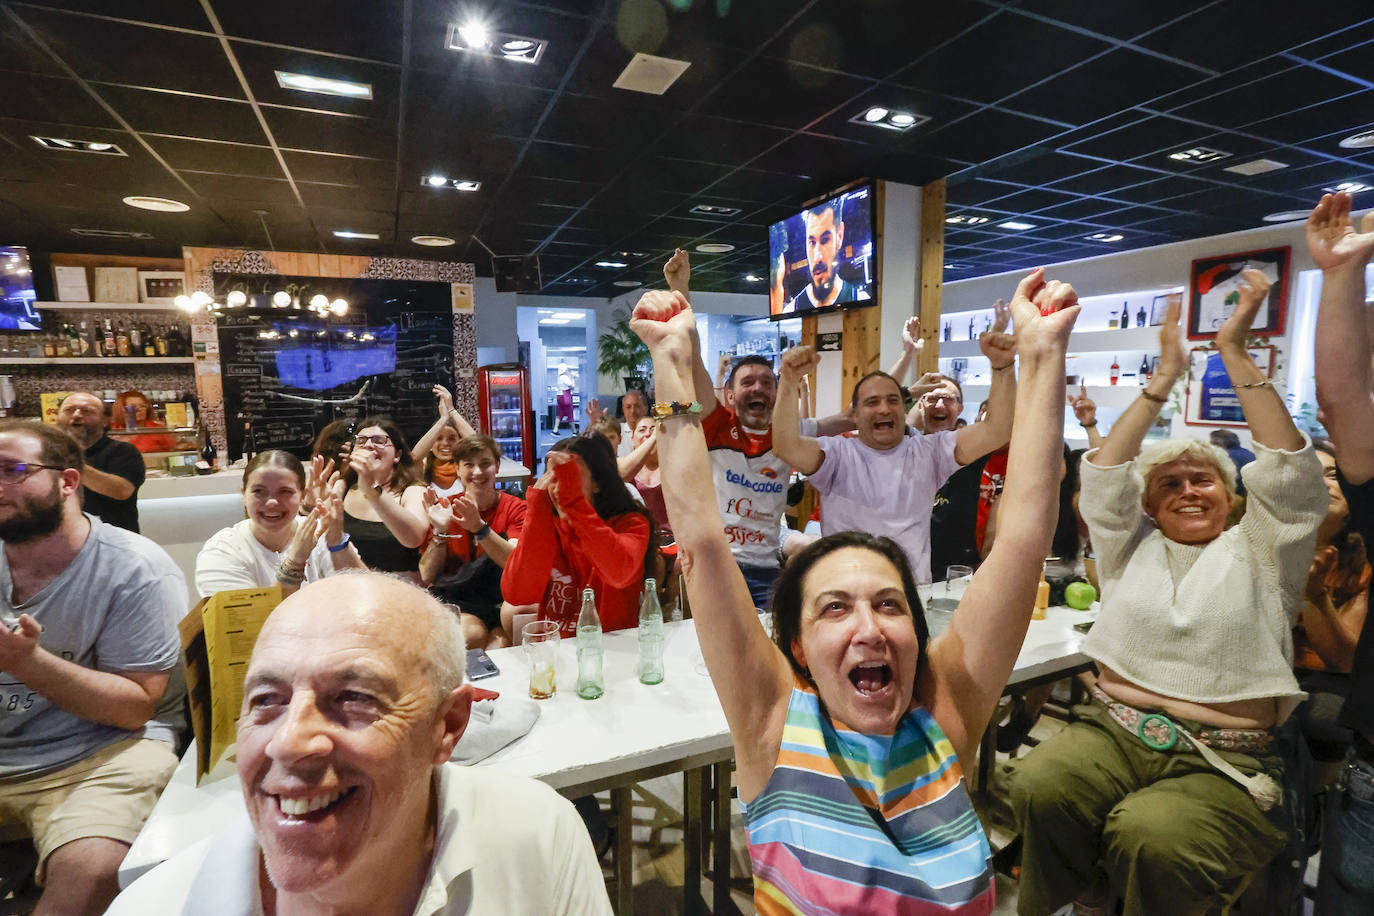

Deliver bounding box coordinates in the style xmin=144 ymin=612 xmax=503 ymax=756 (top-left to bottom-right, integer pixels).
xmin=1316 ymin=264 xmax=1374 ymax=480
xmin=12 ymin=649 xmax=164 ymax=731
xmin=81 ymin=465 xmax=135 ymax=500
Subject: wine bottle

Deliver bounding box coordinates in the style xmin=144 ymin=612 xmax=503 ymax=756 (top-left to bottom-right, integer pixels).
xmin=1138 ymin=355 xmax=1150 ymax=386
xmin=103 ymin=318 xmax=116 ymax=356
xmin=1136 ymin=304 xmax=1147 ymax=328
xmin=1120 ymin=301 xmax=1130 ymax=331
xmin=115 ymin=320 xmax=131 ymax=357
xmin=1109 ymin=356 xmax=1120 ymax=386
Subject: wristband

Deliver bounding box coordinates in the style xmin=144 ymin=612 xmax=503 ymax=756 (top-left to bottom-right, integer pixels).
xmin=1140 ymin=389 xmax=1168 ymax=404
xmin=1079 ymin=420 xmax=1097 ymax=428
xmin=652 ymin=400 xmax=703 ymax=425
xmin=327 ymin=532 xmax=352 ymax=553
xmin=276 ymin=563 xmax=305 ymax=584
xmin=473 ymin=523 xmax=492 ymax=542
xmin=1233 ymin=378 xmax=1273 ymax=390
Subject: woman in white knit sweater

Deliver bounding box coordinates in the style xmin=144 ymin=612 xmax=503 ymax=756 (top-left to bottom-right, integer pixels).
xmin=1008 ymin=270 xmax=1327 ymax=916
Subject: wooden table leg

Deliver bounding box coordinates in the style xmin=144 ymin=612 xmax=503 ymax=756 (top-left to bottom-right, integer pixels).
xmin=683 ymin=767 xmax=704 ymax=915
xmin=712 ymin=760 xmax=733 ymax=915
xmin=611 ymin=786 xmax=633 ymax=916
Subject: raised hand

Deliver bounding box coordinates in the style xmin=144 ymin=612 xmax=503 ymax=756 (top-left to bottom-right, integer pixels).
xmin=664 ymin=247 xmax=691 ymax=293
xmin=286 ymin=506 xmax=323 ymax=562
xmin=1216 ymin=268 xmax=1271 ymax=351
xmin=909 ymin=371 xmax=945 ymax=401
xmin=779 ymin=345 xmax=820 ymax=384
xmin=901 ymin=315 xmax=923 ymax=353
xmin=979 ymin=296 xmax=1017 ymax=368
xmin=717 ymin=352 xmax=733 ymax=379
xmin=1306 ymin=192 xmax=1374 ymax=273
xmin=1006 ymin=268 xmax=1080 ymax=358
xmin=584 ymin=398 xmax=604 ymax=424
xmin=629 ymin=289 xmax=694 ymax=354
xmin=991 ymin=297 xmax=1011 ymax=332
xmin=316 ymin=489 xmax=345 ymax=546
xmin=423 ymin=488 xmax=455 ymax=531
xmin=433 ymin=384 xmax=455 ymax=418
xmin=1067 ymin=384 xmax=1097 ymax=426
xmin=1156 ymin=292 xmax=1187 ymax=379
xmin=308 ymin=455 xmax=339 ymax=508
xmin=451 ymin=493 xmax=484 ymax=532
xmin=348 ymin=446 xmax=386 ymax=491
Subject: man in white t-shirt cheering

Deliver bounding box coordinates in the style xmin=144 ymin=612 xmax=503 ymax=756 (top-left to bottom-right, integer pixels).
xmin=770 ymin=296 xmax=1023 ymax=583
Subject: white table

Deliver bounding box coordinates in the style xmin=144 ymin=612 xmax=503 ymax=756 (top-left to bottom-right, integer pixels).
xmin=119 ymin=603 xmax=1095 ymax=912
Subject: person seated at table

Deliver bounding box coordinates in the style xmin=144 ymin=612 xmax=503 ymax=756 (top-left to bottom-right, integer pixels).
xmin=341 ymin=416 xmax=429 ymax=577
xmin=1006 ymin=271 xmax=1328 ymax=915
xmin=107 ymin=572 xmax=613 ymax=916
xmin=632 ymin=268 xmax=1080 ymax=913
xmin=411 ymin=384 xmax=476 ymax=498
xmin=502 ymin=434 xmax=655 ymax=636
xmin=419 ymin=436 xmax=526 ymax=650
xmin=110 ymin=390 xmax=178 ymax=454
xmin=622 ymin=417 xmax=671 ymax=539
xmin=0 ymin=419 xmax=187 ymax=916
xmin=195 ymin=450 xmax=363 ymax=598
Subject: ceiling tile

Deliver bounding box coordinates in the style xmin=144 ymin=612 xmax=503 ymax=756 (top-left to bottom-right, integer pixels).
xmin=700 ymin=57 xmax=875 ymax=131
xmin=213 ymin=0 xmax=404 ymax=63
xmin=262 ymin=108 xmax=395 ymax=159
xmin=1005 ymin=48 xmax=1202 ymax=125
xmin=150 ymin=136 xmax=280 ymax=175
xmin=1135 ymin=1 xmax=1364 ymax=72
xmin=0 ymin=71 xmax=117 ymax=128
xmin=282 ymin=151 xmax=395 ymax=188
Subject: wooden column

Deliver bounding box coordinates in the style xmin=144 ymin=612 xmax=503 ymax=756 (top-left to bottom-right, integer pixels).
xmin=918 ymin=179 xmax=946 ymax=375
xmin=840 ymin=305 xmax=882 ymax=401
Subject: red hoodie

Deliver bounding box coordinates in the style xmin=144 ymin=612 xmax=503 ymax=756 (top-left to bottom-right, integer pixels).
xmin=502 ymin=458 xmax=651 ymax=635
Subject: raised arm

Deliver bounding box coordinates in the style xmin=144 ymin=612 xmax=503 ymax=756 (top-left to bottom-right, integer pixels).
xmin=349 ymin=450 xmax=430 ymax=548
xmin=922 ymin=268 xmax=1081 ymax=762
xmin=1216 ymin=269 xmax=1303 ymax=452
xmin=412 ymin=386 xmax=475 ymax=461
xmin=662 ymin=248 xmax=722 ymax=419
xmin=616 ymin=429 xmax=656 ymax=480
xmin=885 ymin=316 xmax=923 ymax=385
xmin=1310 ymin=192 xmax=1374 ymax=482
xmin=1091 ymin=295 xmax=1186 ymax=466
xmin=630 ymin=291 xmax=792 ymax=785
xmin=1068 ymin=384 xmax=1105 ymax=449
xmin=773 ymin=346 xmax=826 ymax=475
xmin=954 ymin=299 xmax=1015 ymax=464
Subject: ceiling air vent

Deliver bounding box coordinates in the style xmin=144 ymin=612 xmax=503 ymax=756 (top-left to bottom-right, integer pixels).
xmin=613 ymin=53 xmax=691 ymax=95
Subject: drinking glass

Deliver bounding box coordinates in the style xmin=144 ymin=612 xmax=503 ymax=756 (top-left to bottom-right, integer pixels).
xmin=945 ymin=565 xmax=973 ymax=597
xmin=522 ymin=620 xmax=560 ymax=699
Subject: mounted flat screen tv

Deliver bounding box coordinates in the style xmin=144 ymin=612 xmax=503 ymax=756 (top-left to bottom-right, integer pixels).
xmin=0 ymin=246 xmax=40 ymax=330
xmin=768 ymin=182 xmax=876 ymax=319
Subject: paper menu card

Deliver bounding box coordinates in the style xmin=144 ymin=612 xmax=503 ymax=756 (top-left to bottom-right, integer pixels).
xmin=53 ymin=264 xmax=90 ymax=302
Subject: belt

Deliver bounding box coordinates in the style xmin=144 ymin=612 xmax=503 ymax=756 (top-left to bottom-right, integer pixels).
xmin=1342 ymin=748 xmax=1374 ymax=803
xmin=1092 ymin=686 xmax=1282 ymax=810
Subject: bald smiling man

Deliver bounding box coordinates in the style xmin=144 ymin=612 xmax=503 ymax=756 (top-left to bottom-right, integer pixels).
xmin=110 ymin=573 xmax=612 ymax=916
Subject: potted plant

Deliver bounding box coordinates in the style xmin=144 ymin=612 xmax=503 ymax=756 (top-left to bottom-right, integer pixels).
xmin=597 ymin=308 xmax=651 ymax=392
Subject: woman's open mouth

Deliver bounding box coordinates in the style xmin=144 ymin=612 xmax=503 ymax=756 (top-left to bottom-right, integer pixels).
xmin=848 ymin=663 xmax=893 ymax=698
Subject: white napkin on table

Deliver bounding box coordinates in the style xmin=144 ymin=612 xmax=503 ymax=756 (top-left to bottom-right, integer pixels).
xmin=449 ymin=695 xmax=540 ymax=764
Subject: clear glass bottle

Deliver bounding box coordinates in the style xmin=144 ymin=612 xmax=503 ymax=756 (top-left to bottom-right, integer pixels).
xmin=575 ymin=587 xmax=604 ymax=699
xmin=638 ymin=578 xmax=665 ymax=686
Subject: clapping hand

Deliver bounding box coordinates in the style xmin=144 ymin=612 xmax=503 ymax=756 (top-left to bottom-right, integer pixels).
xmin=1216 ymin=268 xmax=1271 ymax=351
xmin=1155 ymin=293 xmax=1186 ymax=379
xmin=1306 ymin=192 xmax=1374 ymax=273
xmin=348 ymin=446 xmax=386 ymax=491
xmin=451 ymin=493 xmax=484 ymax=532
xmin=901 ymin=316 xmax=923 ymax=354
xmin=1067 ymin=384 xmax=1097 ymax=426
xmin=1006 ymin=269 xmax=1080 ymax=358
xmin=423 ymin=488 xmax=455 ymax=532
xmin=434 ymin=384 xmax=455 ymax=418
xmin=978 ymin=298 xmax=1016 ymax=368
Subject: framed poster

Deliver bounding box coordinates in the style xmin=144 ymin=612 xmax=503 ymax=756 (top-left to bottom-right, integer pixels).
xmin=137 ymin=270 xmax=186 ymax=303
xmin=1183 ymin=345 xmax=1277 ymax=427
xmin=1186 ymin=247 xmax=1289 ymax=340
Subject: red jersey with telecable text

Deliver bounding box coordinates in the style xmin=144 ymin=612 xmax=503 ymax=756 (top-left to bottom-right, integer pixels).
xmin=703 ymin=405 xmax=790 ymax=569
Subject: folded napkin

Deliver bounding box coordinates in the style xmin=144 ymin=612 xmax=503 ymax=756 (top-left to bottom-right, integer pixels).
xmin=449 ymin=693 xmax=540 ymax=764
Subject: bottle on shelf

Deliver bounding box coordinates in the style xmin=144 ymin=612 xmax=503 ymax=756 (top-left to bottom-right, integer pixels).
xmin=65 ymin=321 xmax=81 ymax=357
xmin=78 ymin=319 xmax=95 ymax=357
xmin=1109 ymin=356 xmax=1120 ymax=386
xmin=943 ymin=321 xmax=951 ymax=342
xmin=115 ymin=320 xmax=131 ymax=357
xmin=576 ymin=587 xmax=605 ymax=700
xmin=638 ymin=578 xmax=665 ymax=686
xmin=967 ymin=317 xmax=974 ymax=340
xmin=142 ymin=322 xmax=156 ymax=357
xmin=1108 ymin=311 xmax=1118 ymax=330
xmin=1120 ymin=301 xmax=1130 ymax=331
xmin=1138 ymin=355 xmax=1150 ymax=386
xmin=1136 ymin=304 xmax=1147 ymax=328
xmin=128 ymin=321 xmax=142 ymax=354
xmin=103 ymin=318 xmax=116 ymax=356
xmin=153 ymin=324 xmax=168 ymax=357
xmin=42 ymin=322 xmax=57 ymax=358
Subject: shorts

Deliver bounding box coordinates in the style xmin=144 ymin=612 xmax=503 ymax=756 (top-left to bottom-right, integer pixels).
xmin=457 ymin=600 xmax=502 ymax=631
xmin=0 ymin=737 xmax=178 ymax=883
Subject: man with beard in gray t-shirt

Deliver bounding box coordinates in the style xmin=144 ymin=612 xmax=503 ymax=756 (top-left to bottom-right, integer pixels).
xmin=0 ymin=419 xmax=186 ymax=915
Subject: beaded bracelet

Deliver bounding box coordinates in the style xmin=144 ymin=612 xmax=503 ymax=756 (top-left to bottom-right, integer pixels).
xmin=276 ymin=564 xmax=306 ymax=584
xmin=1139 ymin=389 xmax=1168 ymax=404
xmin=1234 ymin=378 xmax=1273 ymax=390
xmin=652 ymin=400 xmax=703 ymax=424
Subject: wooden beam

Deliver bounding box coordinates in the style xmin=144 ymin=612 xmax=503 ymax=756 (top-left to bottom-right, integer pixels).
xmin=918 ymin=180 xmax=946 ymax=375
xmin=840 ymin=304 xmax=881 ymax=402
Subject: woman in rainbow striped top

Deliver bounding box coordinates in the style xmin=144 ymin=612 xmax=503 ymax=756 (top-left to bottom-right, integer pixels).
xmin=632 ymin=266 xmax=1080 ymax=914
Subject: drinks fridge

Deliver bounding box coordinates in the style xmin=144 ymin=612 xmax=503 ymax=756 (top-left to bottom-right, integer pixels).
xmin=477 ymin=363 xmax=533 ymax=473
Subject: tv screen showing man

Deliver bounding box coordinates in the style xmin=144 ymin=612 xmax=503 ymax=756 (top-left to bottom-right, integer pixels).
xmin=769 ymin=187 xmax=873 ymax=316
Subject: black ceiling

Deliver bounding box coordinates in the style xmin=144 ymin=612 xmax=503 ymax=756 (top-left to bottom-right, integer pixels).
xmin=0 ymin=0 xmax=1371 ymax=297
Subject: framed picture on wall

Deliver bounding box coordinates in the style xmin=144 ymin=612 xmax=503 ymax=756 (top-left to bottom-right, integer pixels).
xmin=1183 ymin=345 xmax=1277 ymax=427
xmin=1186 ymin=247 xmax=1289 ymax=340
xmin=137 ymin=270 xmax=186 ymax=303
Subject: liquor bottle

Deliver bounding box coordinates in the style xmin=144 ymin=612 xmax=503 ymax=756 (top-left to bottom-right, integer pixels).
xmin=86 ymin=319 xmax=103 ymax=357
xmin=103 ymin=318 xmax=116 ymax=356
xmin=638 ymin=578 xmax=665 ymax=686
xmin=54 ymin=322 xmax=70 ymax=357
xmin=943 ymin=321 xmax=951 ymax=342
xmin=1138 ymin=355 xmax=1150 ymax=386
xmin=1120 ymin=301 xmax=1130 ymax=331
xmin=1108 ymin=311 xmax=1118 ymax=329
xmin=153 ymin=324 xmax=168 ymax=356
xmin=115 ymin=320 xmax=131 ymax=357
xmin=575 ymin=588 xmax=605 ymax=700
xmin=1136 ymin=304 xmax=1147 ymax=328
xmin=967 ymin=317 xmax=974 ymax=340
xmin=1109 ymin=356 xmax=1120 ymax=386
xmin=128 ymin=321 xmax=142 ymax=354
xmin=65 ymin=321 xmax=82 ymax=356
xmin=142 ymin=322 xmax=156 ymax=357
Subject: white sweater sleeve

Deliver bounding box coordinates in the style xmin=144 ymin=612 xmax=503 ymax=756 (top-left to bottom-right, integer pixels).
xmin=1078 ymin=448 xmax=1153 ymax=587
xmin=1235 ymin=436 xmax=1329 ymax=619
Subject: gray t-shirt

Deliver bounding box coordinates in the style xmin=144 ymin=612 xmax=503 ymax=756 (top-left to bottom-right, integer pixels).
xmin=0 ymin=515 xmax=187 ymax=778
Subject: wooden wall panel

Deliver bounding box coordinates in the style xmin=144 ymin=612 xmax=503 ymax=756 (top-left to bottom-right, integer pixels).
xmin=840 ymin=305 xmax=882 ymax=401
xmin=918 ymin=179 xmax=946 ymax=375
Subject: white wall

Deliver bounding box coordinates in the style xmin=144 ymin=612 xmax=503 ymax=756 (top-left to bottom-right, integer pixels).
xmin=878 ymin=182 xmax=921 ymax=370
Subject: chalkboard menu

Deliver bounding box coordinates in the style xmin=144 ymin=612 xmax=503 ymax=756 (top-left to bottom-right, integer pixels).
xmin=215 ymin=275 xmax=454 ymax=460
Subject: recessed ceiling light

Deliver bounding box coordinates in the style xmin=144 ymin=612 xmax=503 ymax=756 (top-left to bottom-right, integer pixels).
xmin=32 ymin=136 xmax=127 ymax=156
xmin=1262 ymin=210 xmax=1311 ymax=223
xmin=999 ymin=221 xmax=1035 ymax=231
xmin=122 ymin=196 xmax=189 ymax=212
xmin=612 ymin=279 xmax=642 ymax=287
xmin=595 ymin=260 xmax=628 ymax=268
xmin=945 ymin=214 xmax=991 ymax=225
xmin=446 ymin=23 xmax=547 ymax=65
xmin=1225 ymin=158 xmax=1287 ymax=176
xmin=744 ymin=274 xmax=762 ymax=282
xmin=696 ymin=242 xmax=735 ymax=253
xmin=411 ymin=235 xmax=456 ymax=246
xmin=71 ymin=228 xmax=154 ymax=239
xmin=420 ymin=175 xmax=481 ymax=192
xmin=613 ymin=250 xmax=647 ymax=259
xmin=1339 ymin=129 xmax=1374 ymax=150
xmin=849 ymin=106 xmax=928 ymax=132
xmin=333 ymin=230 xmax=380 ymax=240
xmin=1167 ymin=146 xmax=1230 ymax=163
xmin=944 ymin=263 xmax=966 ymax=271
xmin=1326 ymin=181 xmax=1372 ymax=195
xmin=690 ymin=204 xmax=742 ymax=217
xmin=1086 ymin=232 xmax=1124 ymax=242
xmin=425 ymin=174 xmax=447 ymax=187
xmin=275 ymin=71 xmax=373 ymax=100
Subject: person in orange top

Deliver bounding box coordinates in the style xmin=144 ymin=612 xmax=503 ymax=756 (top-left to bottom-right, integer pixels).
xmin=502 ymin=434 xmax=655 ymax=636
xmin=111 ymin=390 xmax=178 ymax=454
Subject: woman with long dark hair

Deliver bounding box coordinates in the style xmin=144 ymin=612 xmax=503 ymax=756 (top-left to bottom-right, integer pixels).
xmin=340 ymin=415 xmax=429 ymax=576
xmin=630 ymin=269 xmax=1078 ymax=913
xmin=501 ymin=433 xmax=655 ymax=635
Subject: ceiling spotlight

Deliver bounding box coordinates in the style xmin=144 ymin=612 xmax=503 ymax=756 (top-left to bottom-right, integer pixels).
xmin=330 ymin=299 xmax=348 ymax=315
xmin=272 ymin=291 xmax=292 ymax=308
xmin=849 ymin=106 xmax=928 ymax=132
xmin=889 ymin=113 xmax=917 ymax=127
xmin=943 ymin=263 xmax=966 ymax=271
xmin=457 ymin=22 xmax=490 ymax=49
xmin=690 ymin=204 xmax=742 ymax=217
xmin=425 ymin=174 xmax=448 ymax=187
xmin=595 ymin=260 xmax=628 ymax=268
xmin=614 ymin=250 xmax=648 ymax=259
xmin=1327 ymin=181 xmax=1372 ymax=195
xmin=174 ymin=295 xmax=193 ymax=312
xmin=32 ymin=135 xmax=127 ymax=155
xmin=1339 ymin=129 xmax=1374 ymax=150
xmin=332 ymin=229 xmax=380 ymax=240
xmin=999 ymin=221 xmax=1036 ymax=231
xmin=123 ymin=195 xmax=190 ymax=212
xmin=695 ymin=242 xmax=735 ymax=253
xmin=863 ymin=107 xmax=889 ymax=122
xmin=1167 ymin=146 xmax=1230 ymax=163
xmin=945 ymin=214 xmax=991 ymax=225
xmin=745 ymin=274 xmax=762 ymax=282
xmin=411 ymin=235 xmax=456 ymax=246
xmin=453 ymin=180 xmax=481 ymax=191
xmin=420 ymin=175 xmax=482 ymax=192
xmin=1224 ymin=158 xmax=1287 ymax=176
xmin=310 ymin=294 xmax=329 ymax=310
xmin=1262 ymin=210 xmax=1311 ymax=223
xmin=226 ymin=290 xmax=247 ymax=306
xmin=1086 ymin=232 xmax=1124 ymax=242
xmin=502 ymin=38 xmax=535 ymax=52
xmin=275 ymin=71 xmax=373 ymax=100
xmin=612 ymin=279 xmax=642 ymax=288
xmin=447 ymin=24 xmax=546 ymax=65
xmin=190 ymin=291 xmax=212 ymax=308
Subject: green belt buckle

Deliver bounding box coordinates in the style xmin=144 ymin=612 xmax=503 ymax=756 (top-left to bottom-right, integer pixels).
xmin=1137 ymin=713 xmax=1178 ymax=751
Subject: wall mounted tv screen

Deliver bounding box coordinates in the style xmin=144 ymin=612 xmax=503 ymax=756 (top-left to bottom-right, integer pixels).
xmin=0 ymin=246 xmax=40 ymax=331
xmin=768 ymin=183 xmax=875 ymax=319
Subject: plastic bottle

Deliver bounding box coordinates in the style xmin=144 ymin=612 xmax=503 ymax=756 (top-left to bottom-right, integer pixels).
xmin=576 ymin=588 xmax=605 ymax=699
xmin=638 ymin=578 xmax=665 ymax=686
xmin=1034 ymin=563 xmax=1050 ymax=620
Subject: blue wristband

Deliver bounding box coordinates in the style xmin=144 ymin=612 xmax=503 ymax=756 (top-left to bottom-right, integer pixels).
xmin=327 ymin=532 xmax=352 ymax=553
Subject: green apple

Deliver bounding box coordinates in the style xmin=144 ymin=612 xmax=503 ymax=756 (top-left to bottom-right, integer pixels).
xmin=1064 ymin=581 xmax=1097 ymax=610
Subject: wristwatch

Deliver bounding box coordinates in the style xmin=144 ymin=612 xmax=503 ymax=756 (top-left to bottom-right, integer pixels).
xmin=473 ymin=523 xmax=492 ymax=542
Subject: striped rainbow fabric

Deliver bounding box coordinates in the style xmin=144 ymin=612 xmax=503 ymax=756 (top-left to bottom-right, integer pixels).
xmin=744 ymin=684 xmax=995 ymax=915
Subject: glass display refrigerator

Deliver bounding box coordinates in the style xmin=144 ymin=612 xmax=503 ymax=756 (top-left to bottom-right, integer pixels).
xmin=477 ymin=363 xmax=533 ymax=474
